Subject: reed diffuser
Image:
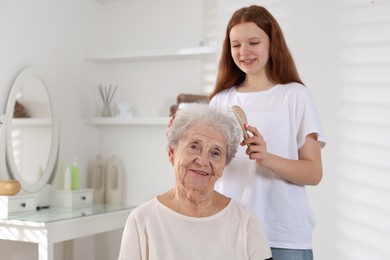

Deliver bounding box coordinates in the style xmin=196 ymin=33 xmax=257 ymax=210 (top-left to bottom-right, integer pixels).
xmin=98 ymin=84 xmax=118 ymax=117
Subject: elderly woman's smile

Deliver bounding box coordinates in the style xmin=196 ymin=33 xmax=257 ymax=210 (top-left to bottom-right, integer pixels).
xmin=189 ymin=168 xmax=209 ymax=176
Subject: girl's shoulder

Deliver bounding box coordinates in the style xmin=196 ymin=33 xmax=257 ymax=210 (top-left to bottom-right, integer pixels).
xmin=215 ymin=86 xmax=236 ymax=96
xmin=209 ymin=86 xmax=236 ymax=105
xmin=277 ymin=82 xmax=311 ymax=98
xmin=280 ymin=82 xmax=306 ymax=92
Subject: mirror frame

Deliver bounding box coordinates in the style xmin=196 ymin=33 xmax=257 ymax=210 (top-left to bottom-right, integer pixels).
xmin=5 ymin=67 xmax=59 ymax=193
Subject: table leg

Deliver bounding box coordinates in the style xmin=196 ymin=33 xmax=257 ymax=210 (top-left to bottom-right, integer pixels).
xmin=64 ymin=240 xmax=74 ymax=260
xmin=38 ymin=239 xmax=53 ymax=260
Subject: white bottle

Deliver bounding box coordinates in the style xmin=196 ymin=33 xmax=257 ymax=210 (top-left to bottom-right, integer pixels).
xmin=105 ymin=155 xmax=122 ymax=205
xmin=91 ymin=155 xmax=105 ymax=203
xmin=64 ymin=166 xmax=71 ymax=191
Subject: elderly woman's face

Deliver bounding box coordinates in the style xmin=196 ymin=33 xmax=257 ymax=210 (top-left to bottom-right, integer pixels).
xmin=169 ymin=123 xmax=227 ymax=193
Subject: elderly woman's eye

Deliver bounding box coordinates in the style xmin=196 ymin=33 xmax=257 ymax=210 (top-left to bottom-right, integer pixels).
xmin=189 ymin=143 xmax=200 ymax=152
xmin=211 ymin=149 xmax=222 ymax=158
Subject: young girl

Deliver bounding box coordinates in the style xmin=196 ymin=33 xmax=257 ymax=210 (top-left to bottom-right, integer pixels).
xmin=209 ymin=5 xmax=326 ymax=260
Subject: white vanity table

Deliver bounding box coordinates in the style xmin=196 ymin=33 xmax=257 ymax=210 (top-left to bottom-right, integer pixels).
xmin=0 ymin=203 xmax=134 ymax=260
xmin=0 ymin=68 xmax=134 ymax=259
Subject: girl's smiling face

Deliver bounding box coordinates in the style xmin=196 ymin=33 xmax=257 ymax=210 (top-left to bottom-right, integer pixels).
xmin=169 ymin=123 xmax=227 ymax=194
xmin=230 ymin=22 xmax=270 ymax=77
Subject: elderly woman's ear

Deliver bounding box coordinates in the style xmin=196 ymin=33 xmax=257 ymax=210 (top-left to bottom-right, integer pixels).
xmin=168 ymin=146 xmax=174 ymax=165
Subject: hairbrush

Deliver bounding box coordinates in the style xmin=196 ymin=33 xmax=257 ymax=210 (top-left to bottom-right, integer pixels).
xmin=232 ymin=105 xmax=249 ymax=138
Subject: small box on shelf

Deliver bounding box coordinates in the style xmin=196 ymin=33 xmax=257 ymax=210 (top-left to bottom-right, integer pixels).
xmin=0 ymin=194 xmax=37 ymax=218
xmin=51 ymin=189 xmax=93 ymax=208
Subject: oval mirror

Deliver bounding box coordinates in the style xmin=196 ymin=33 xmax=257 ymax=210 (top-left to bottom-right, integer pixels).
xmin=4 ymin=67 xmax=59 ymax=193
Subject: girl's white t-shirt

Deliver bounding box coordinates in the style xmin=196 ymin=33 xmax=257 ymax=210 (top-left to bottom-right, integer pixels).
xmin=209 ymin=83 xmax=326 ymax=249
xmin=118 ymin=197 xmax=272 ymax=260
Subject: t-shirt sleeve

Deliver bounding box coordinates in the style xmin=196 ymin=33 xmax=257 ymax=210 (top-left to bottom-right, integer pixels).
xmin=296 ymin=88 xmax=326 ymax=149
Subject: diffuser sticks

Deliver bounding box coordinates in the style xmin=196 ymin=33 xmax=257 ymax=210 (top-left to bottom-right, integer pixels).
xmin=98 ymin=84 xmax=117 ymax=117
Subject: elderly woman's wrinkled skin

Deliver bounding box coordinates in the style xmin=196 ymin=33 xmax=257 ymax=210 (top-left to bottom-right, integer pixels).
xmin=160 ymin=123 xmax=229 ymax=217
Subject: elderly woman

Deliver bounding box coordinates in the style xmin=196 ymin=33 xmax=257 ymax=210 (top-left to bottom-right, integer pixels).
xmin=118 ymin=103 xmax=272 ymax=260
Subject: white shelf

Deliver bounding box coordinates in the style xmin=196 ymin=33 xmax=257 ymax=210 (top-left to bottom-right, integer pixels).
xmin=95 ymin=0 xmax=133 ymax=3
xmin=12 ymin=118 xmax=52 ymax=126
xmin=83 ymin=117 xmax=170 ymax=126
xmin=84 ymin=46 xmax=216 ymax=64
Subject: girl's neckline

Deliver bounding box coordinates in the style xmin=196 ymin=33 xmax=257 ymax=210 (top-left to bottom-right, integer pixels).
xmin=234 ymin=84 xmax=281 ymax=95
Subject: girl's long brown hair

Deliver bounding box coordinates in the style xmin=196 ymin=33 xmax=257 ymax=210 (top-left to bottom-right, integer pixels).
xmin=209 ymin=5 xmax=303 ymax=99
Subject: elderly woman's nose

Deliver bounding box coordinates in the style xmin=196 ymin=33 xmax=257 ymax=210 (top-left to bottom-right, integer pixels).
xmin=195 ymin=153 xmax=209 ymax=166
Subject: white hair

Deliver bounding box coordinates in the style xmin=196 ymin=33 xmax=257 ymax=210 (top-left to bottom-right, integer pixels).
xmin=166 ymin=103 xmax=241 ymax=165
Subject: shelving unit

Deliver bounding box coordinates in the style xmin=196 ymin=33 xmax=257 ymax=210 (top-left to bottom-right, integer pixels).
xmin=83 ymin=117 xmax=170 ymax=126
xmin=84 ymin=0 xmax=217 ymax=123
xmin=12 ymin=118 xmax=52 ymax=126
xmin=84 ymin=46 xmax=216 ymax=64
xmin=94 ymin=0 xmax=130 ymax=3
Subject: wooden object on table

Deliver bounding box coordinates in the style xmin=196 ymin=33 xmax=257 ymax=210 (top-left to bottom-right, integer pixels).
xmin=0 ymin=180 xmax=21 ymax=195
xmin=169 ymin=93 xmax=209 ymax=116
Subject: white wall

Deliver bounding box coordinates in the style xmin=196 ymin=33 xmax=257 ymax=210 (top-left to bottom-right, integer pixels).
xmin=1 ymin=0 xmax=390 ymax=259
xmin=285 ymin=1 xmax=390 ymax=259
